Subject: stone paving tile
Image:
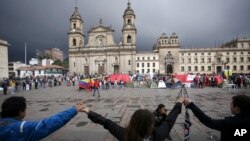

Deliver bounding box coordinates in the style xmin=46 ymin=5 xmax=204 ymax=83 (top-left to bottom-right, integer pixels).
xmin=0 ymin=85 xmax=249 ymax=141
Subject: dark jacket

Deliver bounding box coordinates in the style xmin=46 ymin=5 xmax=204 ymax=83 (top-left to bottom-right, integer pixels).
xmin=153 ymin=110 xmax=167 ymax=127
xmin=187 ymin=102 xmax=250 ymax=141
xmin=87 ymin=103 xmax=182 ymax=141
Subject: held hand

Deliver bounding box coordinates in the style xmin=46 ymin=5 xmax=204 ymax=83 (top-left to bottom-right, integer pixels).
xmin=177 ymin=96 xmax=184 ymax=103
xmin=183 ymin=98 xmax=192 ymax=107
xmin=81 ymin=107 xmax=90 ymax=114
xmin=75 ymin=102 xmax=86 ymax=112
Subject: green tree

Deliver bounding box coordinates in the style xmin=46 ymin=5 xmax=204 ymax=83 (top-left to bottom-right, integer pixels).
xmin=52 ymin=60 xmax=63 ymax=67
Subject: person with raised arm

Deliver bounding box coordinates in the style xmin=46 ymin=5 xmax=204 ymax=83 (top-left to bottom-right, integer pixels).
xmin=81 ymin=96 xmax=184 ymax=141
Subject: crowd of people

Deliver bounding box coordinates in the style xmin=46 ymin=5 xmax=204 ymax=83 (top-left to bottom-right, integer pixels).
xmin=0 ymin=75 xmax=79 ymax=95
xmin=1 ymin=72 xmax=250 ymax=96
xmin=1 ymin=72 xmax=250 ymax=140
xmin=130 ymin=72 xmax=250 ymax=89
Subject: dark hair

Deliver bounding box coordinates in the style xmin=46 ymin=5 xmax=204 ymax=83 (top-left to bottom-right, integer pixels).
xmin=156 ymin=104 xmax=165 ymax=112
xmin=1 ymin=96 xmax=26 ymax=118
xmin=124 ymin=109 xmax=155 ymax=141
xmin=232 ymin=95 xmax=250 ymax=116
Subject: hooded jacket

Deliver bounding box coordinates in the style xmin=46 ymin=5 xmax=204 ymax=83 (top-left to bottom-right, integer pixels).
xmin=0 ymin=107 xmax=77 ymax=141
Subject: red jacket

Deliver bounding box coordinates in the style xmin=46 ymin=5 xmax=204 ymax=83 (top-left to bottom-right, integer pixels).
xmin=88 ymin=81 xmax=93 ymax=87
xmin=94 ymin=81 xmax=100 ymax=88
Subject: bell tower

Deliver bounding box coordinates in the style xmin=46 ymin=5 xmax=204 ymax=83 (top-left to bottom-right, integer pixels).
xmin=68 ymin=6 xmax=84 ymax=48
xmin=122 ymin=0 xmax=137 ymax=46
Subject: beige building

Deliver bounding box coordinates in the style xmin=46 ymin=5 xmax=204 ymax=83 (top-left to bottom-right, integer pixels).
xmin=68 ymin=2 xmax=136 ymax=75
xmin=178 ymin=38 xmax=250 ymax=74
xmin=0 ymin=39 xmax=9 ymax=79
xmin=152 ymin=36 xmax=250 ymax=74
xmin=135 ymin=52 xmax=159 ymax=74
xmin=8 ymin=61 xmax=26 ymax=78
xmin=68 ymin=1 xmax=250 ymax=75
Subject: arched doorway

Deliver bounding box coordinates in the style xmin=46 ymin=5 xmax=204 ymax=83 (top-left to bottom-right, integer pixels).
xmin=216 ymin=66 xmax=222 ymax=74
xmin=166 ymin=64 xmax=173 ymax=74
xmin=165 ymin=52 xmax=174 ymax=74
xmin=98 ymin=64 xmax=105 ymax=75
xmin=114 ymin=65 xmax=119 ymax=74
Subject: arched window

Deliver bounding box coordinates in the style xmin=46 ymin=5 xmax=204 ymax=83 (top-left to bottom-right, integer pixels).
xmin=127 ymin=35 xmax=132 ymax=43
xmin=73 ymin=23 xmax=76 ymax=29
xmin=127 ymin=19 xmax=131 ymax=25
xmin=73 ymin=39 xmax=76 ymax=46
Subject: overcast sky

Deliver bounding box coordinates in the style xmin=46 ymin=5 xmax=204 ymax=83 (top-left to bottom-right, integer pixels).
xmin=0 ymin=0 xmax=250 ymax=62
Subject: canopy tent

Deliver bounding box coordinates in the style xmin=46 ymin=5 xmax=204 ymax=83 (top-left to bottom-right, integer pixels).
xmin=174 ymin=74 xmax=224 ymax=87
xmin=158 ymin=80 xmax=166 ymax=88
xmin=108 ymin=74 xmax=131 ymax=83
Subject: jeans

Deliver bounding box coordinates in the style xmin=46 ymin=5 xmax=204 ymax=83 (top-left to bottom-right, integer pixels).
xmin=93 ymin=88 xmax=100 ymax=97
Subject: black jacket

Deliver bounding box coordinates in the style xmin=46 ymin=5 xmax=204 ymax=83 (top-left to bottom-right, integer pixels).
xmin=187 ymin=102 xmax=250 ymax=141
xmin=153 ymin=110 xmax=167 ymax=127
xmin=87 ymin=103 xmax=182 ymax=141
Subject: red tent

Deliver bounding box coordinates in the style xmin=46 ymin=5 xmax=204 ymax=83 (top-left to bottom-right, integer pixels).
xmin=214 ymin=75 xmax=224 ymax=84
xmin=108 ymin=74 xmax=131 ymax=83
xmin=174 ymin=74 xmax=224 ymax=84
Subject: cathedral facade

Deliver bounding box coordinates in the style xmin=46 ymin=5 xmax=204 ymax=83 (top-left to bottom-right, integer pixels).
xmin=68 ymin=2 xmax=250 ymax=75
xmin=68 ymin=2 xmax=136 ymax=75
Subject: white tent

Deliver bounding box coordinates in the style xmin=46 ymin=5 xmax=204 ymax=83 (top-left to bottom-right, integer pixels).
xmin=158 ymin=80 xmax=166 ymax=88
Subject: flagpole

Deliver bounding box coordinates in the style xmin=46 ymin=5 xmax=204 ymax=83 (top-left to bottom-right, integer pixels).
xmin=25 ymin=43 xmax=27 ymax=65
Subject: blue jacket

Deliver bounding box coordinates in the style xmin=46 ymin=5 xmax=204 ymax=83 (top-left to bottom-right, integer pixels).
xmin=0 ymin=106 xmax=77 ymax=141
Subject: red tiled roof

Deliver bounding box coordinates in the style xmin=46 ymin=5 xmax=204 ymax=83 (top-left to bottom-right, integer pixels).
xmin=16 ymin=66 xmax=33 ymax=71
xmin=46 ymin=65 xmax=64 ymax=69
xmin=16 ymin=65 xmax=64 ymax=71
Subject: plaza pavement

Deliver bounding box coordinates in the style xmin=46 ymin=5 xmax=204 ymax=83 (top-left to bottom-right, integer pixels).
xmin=0 ymin=85 xmax=249 ymax=141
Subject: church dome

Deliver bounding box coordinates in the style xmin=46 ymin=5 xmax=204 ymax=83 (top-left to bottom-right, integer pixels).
xmin=170 ymin=32 xmax=178 ymax=38
xmin=124 ymin=2 xmax=135 ymax=16
xmin=70 ymin=7 xmax=83 ymax=21
xmin=160 ymin=33 xmax=168 ymax=39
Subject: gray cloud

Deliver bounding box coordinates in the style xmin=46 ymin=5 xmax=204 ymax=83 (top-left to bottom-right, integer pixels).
xmin=0 ymin=0 xmax=249 ymax=61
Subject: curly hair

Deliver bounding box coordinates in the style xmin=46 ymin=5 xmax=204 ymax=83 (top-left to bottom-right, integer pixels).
xmin=1 ymin=96 xmax=26 ymax=118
